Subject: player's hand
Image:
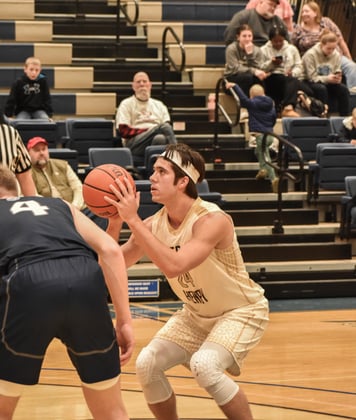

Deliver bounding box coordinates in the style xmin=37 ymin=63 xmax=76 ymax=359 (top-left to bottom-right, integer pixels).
xmin=106 ymin=177 xmax=140 ymax=223
xmin=116 ymin=322 xmax=135 ymax=366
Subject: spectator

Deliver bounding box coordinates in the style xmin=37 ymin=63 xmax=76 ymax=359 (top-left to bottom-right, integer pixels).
xmin=105 ymin=143 xmax=269 ymax=420
xmin=337 ymin=107 xmax=356 ymax=144
xmin=224 ymin=24 xmax=268 ymax=96
xmin=224 ymin=0 xmax=288 ymax=47
xmin=27 ymin=136 xmax=107 ymax=229
xmin=4 ymin=57 xmax=53 ymax=120
xmin=261 ymin=25 xmax=312 ymax=117
xmin=225 ymin=82 xmax=279 ymax=192
xmin=291 ymin=1 xmax=356 ymax=94
xmin=302 ymin=30 xmax=350 ymax=116
xmin=0 ymin=111 xmax=37 ymax=196
xmin=245 ymin=0 xmax=294 ymax=32
xmin=115 ymin=71 xmax=177 ymax=165
xmin=0 ymin=165 xmax=133 ymax=420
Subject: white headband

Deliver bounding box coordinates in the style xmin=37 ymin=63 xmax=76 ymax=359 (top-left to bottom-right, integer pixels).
xmin=160 ymin=150 xmax=200 ymax=184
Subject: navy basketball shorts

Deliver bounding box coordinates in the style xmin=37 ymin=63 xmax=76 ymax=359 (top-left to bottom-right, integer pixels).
xmin=0 ymin=255 xmax=120 ymax=385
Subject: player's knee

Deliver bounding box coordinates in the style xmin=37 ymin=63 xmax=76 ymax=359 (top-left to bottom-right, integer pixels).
xmin=136 ymin=345 xmax=174 ymax=404
xmin=190 ymin=349 xmax=222 ymax=388
xmin=152 ymin=134 xmax=167 ymax=145
xmin=190 ymin=349 xmax=239 ymax=406
xmin=136 ymin=346 xmax=158 ymax=386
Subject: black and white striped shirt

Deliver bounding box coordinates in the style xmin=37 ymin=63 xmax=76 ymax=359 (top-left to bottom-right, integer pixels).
xmin=0 ymin=123 xmax=32 ymax=173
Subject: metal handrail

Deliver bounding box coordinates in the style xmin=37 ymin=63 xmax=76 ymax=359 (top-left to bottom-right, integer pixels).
xmin=213 ymin=78 xmax=241 ymax=148
xmin=118 ymin=0 xmax=139 ymax=27
xmin=161 ymin=27 xmax=186 ymax=97
xmin=210 ymin=79 xmax=305 ymax=234
xmin=116 ymin=0 xmax=139 ymax=54
xmin=260 ymin=131 xmax=304 ymax=233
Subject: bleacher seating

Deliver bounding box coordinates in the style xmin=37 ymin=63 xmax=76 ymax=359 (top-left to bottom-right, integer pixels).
xmin=123 ymin=1 xmax=244 ymax=22
xmin=64 ymin=119 xmax=119 ymax=164
xmin=134 ymin=180 xmax=162 ymax=219
xmin=138 ymin=145 xmax=167 ymax=179
xmin=88 ymin=147 xmax=134 ymax=169
xmin=340 ymin=176 xmax=356 ymax=239
xmin=1 ymin=0 xmax=34 ymax=20
xmin=0 ymin=19 xmax=52 ymax=41
xmin=197 ymin=179 xmax=224 ymax=207
xmin=48 ymin=147 xmax=79 ymax=172
xmin=282 ymin=117 xmax=333 ymax=162
xmin=307 ymin=143 xmax=356 ymax=201
xmin=12 ymin=120 xmax=59 ymax=148
xmin=0 ymin=42 xmax=72 ymax=65
xmin=330 ymin=116 xmax=346 ymax=140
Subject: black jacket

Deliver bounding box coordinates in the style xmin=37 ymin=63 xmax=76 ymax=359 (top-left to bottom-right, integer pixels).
xmin=5 ymin=73 xmax=53 ymax=117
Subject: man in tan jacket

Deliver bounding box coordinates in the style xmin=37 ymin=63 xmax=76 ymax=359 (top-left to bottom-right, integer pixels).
xmin=28 ymin=136 xmax=107 ymax=228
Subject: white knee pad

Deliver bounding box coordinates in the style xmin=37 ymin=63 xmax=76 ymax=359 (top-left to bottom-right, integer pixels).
xmin=190 ymin=349 xmax=239 ymax=406
xmin=135 ymin=344 xmax=173 ymax=404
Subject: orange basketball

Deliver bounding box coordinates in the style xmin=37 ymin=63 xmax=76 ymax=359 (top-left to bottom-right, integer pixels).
xmin=83 ymin=164 xmax=136 ymax=218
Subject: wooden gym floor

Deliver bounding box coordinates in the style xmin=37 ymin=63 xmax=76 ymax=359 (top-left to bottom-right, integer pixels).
xmin=12 ymin=299 xmax=356 ymax=419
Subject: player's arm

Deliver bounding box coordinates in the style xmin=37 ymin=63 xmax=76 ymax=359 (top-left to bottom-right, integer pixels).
xmin=126 ymin=211 xmax=232 ymax=278
xmin=105 ymin=197 xmax=147 ymax=268
xmin=16 ymin=169 xmax=37 ymax=196
xmin=68 ymin=203 xmax=134 ymax=365
xmin=105 ymin=178 xmax=234 ymax=277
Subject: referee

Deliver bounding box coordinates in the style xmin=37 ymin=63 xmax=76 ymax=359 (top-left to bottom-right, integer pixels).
xmin=0 ymin=111 xmax=37 ymax=195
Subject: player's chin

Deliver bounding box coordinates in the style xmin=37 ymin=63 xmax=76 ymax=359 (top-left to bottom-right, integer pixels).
xmin=150 ymin=191 xmax=161 ymax=203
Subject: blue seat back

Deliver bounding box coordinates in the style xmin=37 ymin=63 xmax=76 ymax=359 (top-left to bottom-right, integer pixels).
xmin=65 ymin=118 xmax=116 ymax=164
xmin=316 ymin=143 xmax=356 ymax=190
xmin=88 ymin=147 xmax=133 ymax=168
xmin=48 ymin=148 xmax=79 ymax=172
xmin=12 ymin=120 xmax=59 ymax=148
xmin=282 ymin=117 xmax=332 ymax=161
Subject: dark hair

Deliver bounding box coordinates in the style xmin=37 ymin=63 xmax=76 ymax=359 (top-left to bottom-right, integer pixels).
xmin=162 ymin=143 xmax=205 ymax=199
xmin=268 ymin=25 xmax=288 ymax=40
xmin=236 ymin=24 xmax=253 ymax=37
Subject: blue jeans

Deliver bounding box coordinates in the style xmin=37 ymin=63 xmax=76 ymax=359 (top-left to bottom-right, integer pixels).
xmin=15 ymin=110 xmax=50 ymax=120
xmin=341 ymin=56 xmax=356 ymax=90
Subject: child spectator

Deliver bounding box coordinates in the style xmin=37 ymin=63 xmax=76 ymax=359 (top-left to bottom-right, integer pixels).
xmin=4 ymin=56 xmax=53 ymax=120
xmin=225 ymin=81 xmax=279 ymax=192
xmin=337 ymin=107 xmax=356 ymax=144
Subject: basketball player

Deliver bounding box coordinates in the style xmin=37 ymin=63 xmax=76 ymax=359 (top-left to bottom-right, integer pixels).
xmin=105 ymin=143 xmax=269 ymax=420
xmin=0 ymin=165 xmax=133 ymax=420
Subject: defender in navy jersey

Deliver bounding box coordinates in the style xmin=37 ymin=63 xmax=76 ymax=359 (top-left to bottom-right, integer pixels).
xmin=105 ymin=143 xmax=269 ymax=420
xmin=0 ymin=166 xmax=133 ymax=420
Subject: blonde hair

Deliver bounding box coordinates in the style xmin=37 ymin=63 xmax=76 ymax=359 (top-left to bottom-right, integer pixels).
xmin=25 ymin=57 xmax=41 ymax=67
xmin=304 ymin=1 xmax=322 ymax=24
xmin=0 ymin=165 xmax=18 ymax=195
xmin=319 ymin=29 xmax=337 ymax=44
xmin=249 ymin=84 xmax=265 ymax=98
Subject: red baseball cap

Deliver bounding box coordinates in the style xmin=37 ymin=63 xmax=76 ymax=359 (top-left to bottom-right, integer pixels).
xmin=27 ymin=136 xmax=48 ymax=150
